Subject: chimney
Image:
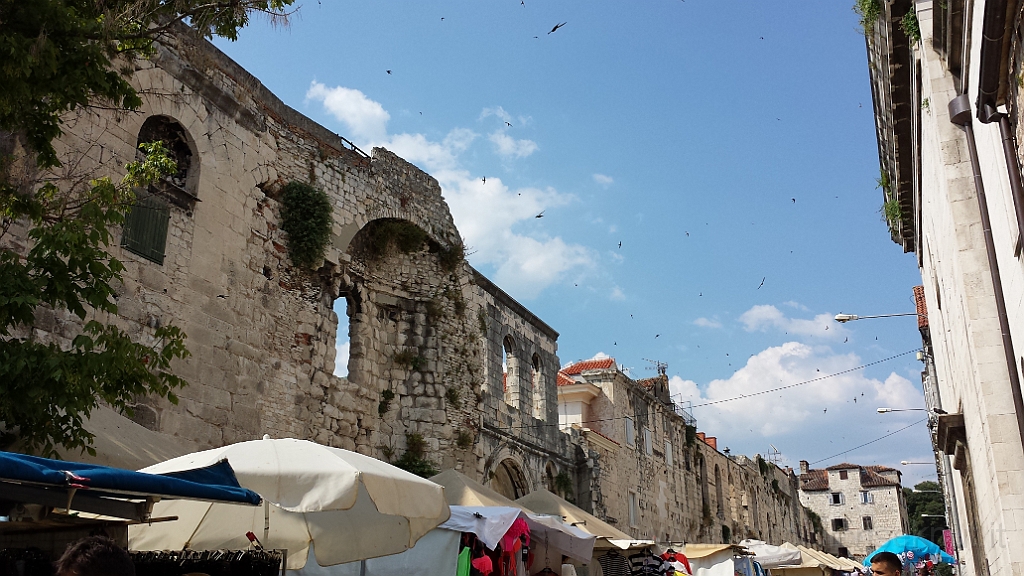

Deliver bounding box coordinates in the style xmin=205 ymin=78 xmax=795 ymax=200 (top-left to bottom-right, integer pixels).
xmin=697 ymin=432 xmax=706 ymax=442
xmin=799 ymin=460 xmax=809 ymax=475
xmin=705 ymin=436 xmax=717 ymax=450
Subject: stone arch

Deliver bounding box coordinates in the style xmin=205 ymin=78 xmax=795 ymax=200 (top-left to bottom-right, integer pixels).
xmin=491 ymin=457 xmax=531 ymax=500
xmin=502 ymin=334 xmax=519 ymax=407
xmin=137 ymin=115 xmax=200 ymax=198
xmin=699 ymin=455 xmax=709 ymax=519
xmin=715 ymin=464 xmax=724 ymax=519
xmin=531 ymin=353 xmax=544 ymax=419
xmin=545 ymin=461 xmax=558 ymax=493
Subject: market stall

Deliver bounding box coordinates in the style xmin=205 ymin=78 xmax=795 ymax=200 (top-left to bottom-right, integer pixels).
xmin=739 ymin=540 xmax=801 ymax=569
xmin=130 ymin=438 xmax=451 ymax=571
xmin=0 ymin=449 xmax=260 ymax=575
xmin=684 ymin=544 xmax=752 ymax=576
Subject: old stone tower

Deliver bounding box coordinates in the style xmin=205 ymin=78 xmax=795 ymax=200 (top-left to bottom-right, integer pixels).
xmin=24 ymin=26 xmax=575 ymax=495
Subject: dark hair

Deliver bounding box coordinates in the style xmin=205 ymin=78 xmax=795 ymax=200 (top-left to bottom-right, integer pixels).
xmin=870 ymin=552 xmax=903 ymax=573
xmin=55 ymin=536 xmax=135 ymax=576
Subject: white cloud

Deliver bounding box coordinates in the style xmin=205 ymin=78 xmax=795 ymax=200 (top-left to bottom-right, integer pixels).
xmin=610 ymin=286 xmax=626 ymax=301
xmin=593 ymin=173 xmax=614 ymax=186
xmin=306 ymin=85 xmax=593 ymax=298
xmin=333 ymin=340 xmax=350 ymax=377
xmin=306 ymin=82 xmax=390 ymax=143
xmin=668 ymin=342 xmax=927 ymax=457
xmin=693 ymin=317 xmax=723 ymax=329
xmin=590 ymin=351 xmax=611 ymax=360
xmin=739 ymin=304 xmax=847 ymax=340
xmin=489 ymin=130 xmax=538 ymax=158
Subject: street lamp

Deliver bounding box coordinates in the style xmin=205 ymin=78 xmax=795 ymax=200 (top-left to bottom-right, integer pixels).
xmin=920 ymin=514 xmax=947 ymax=519
xmin=901 ymin=461 xmax=933 ymax=465
xmin=834 ymin=312 xmax=922 ymax=323
xmin=878 ymin=407 xmax=947 ymax=414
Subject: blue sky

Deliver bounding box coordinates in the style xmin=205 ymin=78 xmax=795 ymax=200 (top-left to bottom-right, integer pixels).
xmin=214 ymin=1 xmax=937 ymax=486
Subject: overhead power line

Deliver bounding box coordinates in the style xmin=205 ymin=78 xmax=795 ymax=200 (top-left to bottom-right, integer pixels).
xmin=809 ymin=418 xmax=928 ymax=465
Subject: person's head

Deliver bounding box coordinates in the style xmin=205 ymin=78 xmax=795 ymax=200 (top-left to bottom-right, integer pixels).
xmin=870 ymin=552 xmax=903 ymax=576
xmin=55 ymin=536 xmax=135 ymax=576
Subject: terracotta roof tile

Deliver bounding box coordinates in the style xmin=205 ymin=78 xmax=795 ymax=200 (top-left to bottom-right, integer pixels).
xmin=913 ymin=285 xmax=928 ymax=329
xmin=825 ymin=462 xmax=860 ymax=470
xmin=866 ymin=465 xmax=898 ymax=473
xmin=800 ymin=469 xmax=829 ymax=491
xmin=860 ymin=468 xmax=900 ymax=488
xmin=635 ymin=376 xmax=665 ymax=390
xmin=557 ymin=372 xmax=576 ymax=387
xmin=561 ymin=357 xmax=616 ymax=375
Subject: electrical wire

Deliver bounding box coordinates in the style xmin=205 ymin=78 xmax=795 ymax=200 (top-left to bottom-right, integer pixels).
xmin=809 ymin=418 xmax=928 ymax=465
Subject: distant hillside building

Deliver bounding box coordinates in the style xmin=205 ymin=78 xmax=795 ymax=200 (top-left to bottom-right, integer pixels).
xmin=799 ymin=461 xmax=909 ymax=560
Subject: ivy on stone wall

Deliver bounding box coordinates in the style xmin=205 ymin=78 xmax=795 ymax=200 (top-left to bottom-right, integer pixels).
xmin=361 ymin=219 xmax=428 ymax=261
xmin=279 ymin=181 xmax=333 ymax=270
xmin=392 ymin=433 xmax=440 ymax=478
xmin=853 ymin=0 xmax=882 ymax=35
xmin=554 ymin=471 xmax=574 ymax=500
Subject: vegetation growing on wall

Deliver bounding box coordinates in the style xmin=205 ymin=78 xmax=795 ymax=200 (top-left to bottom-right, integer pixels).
xmin=445 ymin=386 xmax=462 ymax=408
xmin=805 ymin=508 xmax=823 ymax=534
xmin=279 ymin=181 xmax=333 ymax=270
xmin=882 ymin=198 xmax=903 ymax=232
xmin=757 ymin=454 xmax=771 ymax=477
xmin=456 ymin=429 xmax=474 ymax=449
xmin=555 ymin=471 xmax=574 ymax=500
xmin=393 ymin=349 xmax=426 ymax=371
xmin=853 ymin=0 xmax=882 ymax=34
xmin=900 ymin=8 xmax=921 ymax=43
xmin=392 ymin=433 xmax=439 ymax=478
xmin=379 ymin=389 xmax=395 ymax=417
xmin=437 ymin=242 xmax=465 ymax=274
xmin=361 ymin=219 xmax=428 ymax=261
xmin=685 ymin=424 xmax=697 ymax=447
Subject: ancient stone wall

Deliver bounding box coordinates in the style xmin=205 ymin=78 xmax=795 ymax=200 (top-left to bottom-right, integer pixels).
xmin=563 ymin=365 xmax=819 ymax=545
xmin=9 ymin=27 xmax=577 ymax=483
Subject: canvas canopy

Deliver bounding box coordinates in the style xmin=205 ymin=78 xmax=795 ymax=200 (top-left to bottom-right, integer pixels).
xmin=430 ymin=470 xmax=596 ymax=562
xmin=0 ymin=450 xmax=260 ymax=521
xmin=516 ymin=489 xmax=634 ymax=541
xmin=739 ymin=539 xmax=801 ymax=568
xmin=685 ymin=544 xmax=746 ymax=576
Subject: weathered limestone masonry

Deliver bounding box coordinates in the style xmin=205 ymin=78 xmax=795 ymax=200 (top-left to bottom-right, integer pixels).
xmin=471 ymin=270 xmax=576 ymax=497
xmin=13 ymin=27 xmax=576 ymax=483
xmin=558 ymin=361 xmax=819 ymax=545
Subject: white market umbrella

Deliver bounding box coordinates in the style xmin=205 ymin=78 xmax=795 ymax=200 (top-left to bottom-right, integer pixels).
xmin=129 ymin=438 xmax=450 ymax=570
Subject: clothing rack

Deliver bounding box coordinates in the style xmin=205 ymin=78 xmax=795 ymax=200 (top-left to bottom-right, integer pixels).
xmin=129 ymin=549 xmax=284 ymax=576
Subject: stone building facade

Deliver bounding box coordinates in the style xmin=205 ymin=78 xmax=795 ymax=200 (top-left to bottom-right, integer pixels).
xmin=557 ymin=358 xmax=821 ymax=546
xmin=6 ymin=25 xmax=577 ymax=495
xmin=798 ymin=462 xmax=909 ymax=560
xmin=865 ymin=2 xmax=1024 ymax=575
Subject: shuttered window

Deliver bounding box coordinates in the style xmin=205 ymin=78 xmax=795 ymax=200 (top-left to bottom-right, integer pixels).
xmin=121 ymin=193 xmax=170 ymax=265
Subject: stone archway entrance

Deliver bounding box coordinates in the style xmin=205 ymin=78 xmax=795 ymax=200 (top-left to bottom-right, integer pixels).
xmin=490 ymin=458 xmax=530 ymax=500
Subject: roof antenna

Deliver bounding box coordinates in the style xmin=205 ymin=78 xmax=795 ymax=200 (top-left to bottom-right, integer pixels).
xmin=642 ymin=358 xmax=668 ymax=376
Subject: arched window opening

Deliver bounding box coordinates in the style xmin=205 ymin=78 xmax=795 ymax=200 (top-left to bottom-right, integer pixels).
xmin=532 ymin=353 xmax=544 ymax=419
xmin=123 ymin=116 xmax=196 ymax=265
xmin=332 ymin=295 xmax=351 ymax=378
xmin=715 ymin=464 xmax=724 ymax=519
xmin=503 ymin=335 xmax=518 ymax=407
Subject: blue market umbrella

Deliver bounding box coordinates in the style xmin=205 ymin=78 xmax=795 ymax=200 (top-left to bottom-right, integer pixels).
xmin=863 ymin=535 xmax=956 ymax=566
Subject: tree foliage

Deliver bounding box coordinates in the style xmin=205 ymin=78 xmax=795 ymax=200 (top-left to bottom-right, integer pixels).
xmin=1 ymin=0 xmax=296 ymax=169
xmin=0 ymin=0 xmax=294 ymax=457
xmin=904 ymin=481 xmax=948 ymax=548
xmin=0 ymin=143 xmax=188 ymax=456
xmin=279 ymin=181 xmax=333 ymax=270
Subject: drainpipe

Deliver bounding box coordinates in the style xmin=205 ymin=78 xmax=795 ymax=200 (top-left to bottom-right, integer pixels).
xmin=976 ymin=0 xmax=1007 ymax=124
xmin=948 ymin=93 xmax=1024 ymax=458
xmin=996 ymin=116 xmax=1024 ymax=255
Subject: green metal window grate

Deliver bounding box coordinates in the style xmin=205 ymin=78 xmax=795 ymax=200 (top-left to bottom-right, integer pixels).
xmin=121 ymin=193 xmax=170 ymax=265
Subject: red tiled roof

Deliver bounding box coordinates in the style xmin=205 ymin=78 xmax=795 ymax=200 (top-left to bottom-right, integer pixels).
xmin=800 ymin=469 xmax=829 ymax=491
xmin=585 ymin=428 xmax=620 ymax=446
xmin=561 ymin=357 xmax=615 ymax=375
xmin=557 ymin=372 xmax=576 ymax=387
xmin=635 ymin=376 xmax=662 ymax=390
xmin=800 ymin=464 xmax=901 ymax=491
xmin=913 ymin=285 xmax=928 ymax=329
xmin=861 ymin=468 xmax=900 ymax=488
xmin=866 ymin=465 xmax=898 ymax=473
xmin=825 ymin=462 xmax=860 ymax=470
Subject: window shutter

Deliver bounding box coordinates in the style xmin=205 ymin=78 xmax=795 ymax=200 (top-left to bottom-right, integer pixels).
xmin=122 ymin=193 xmax=170 ymax=265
